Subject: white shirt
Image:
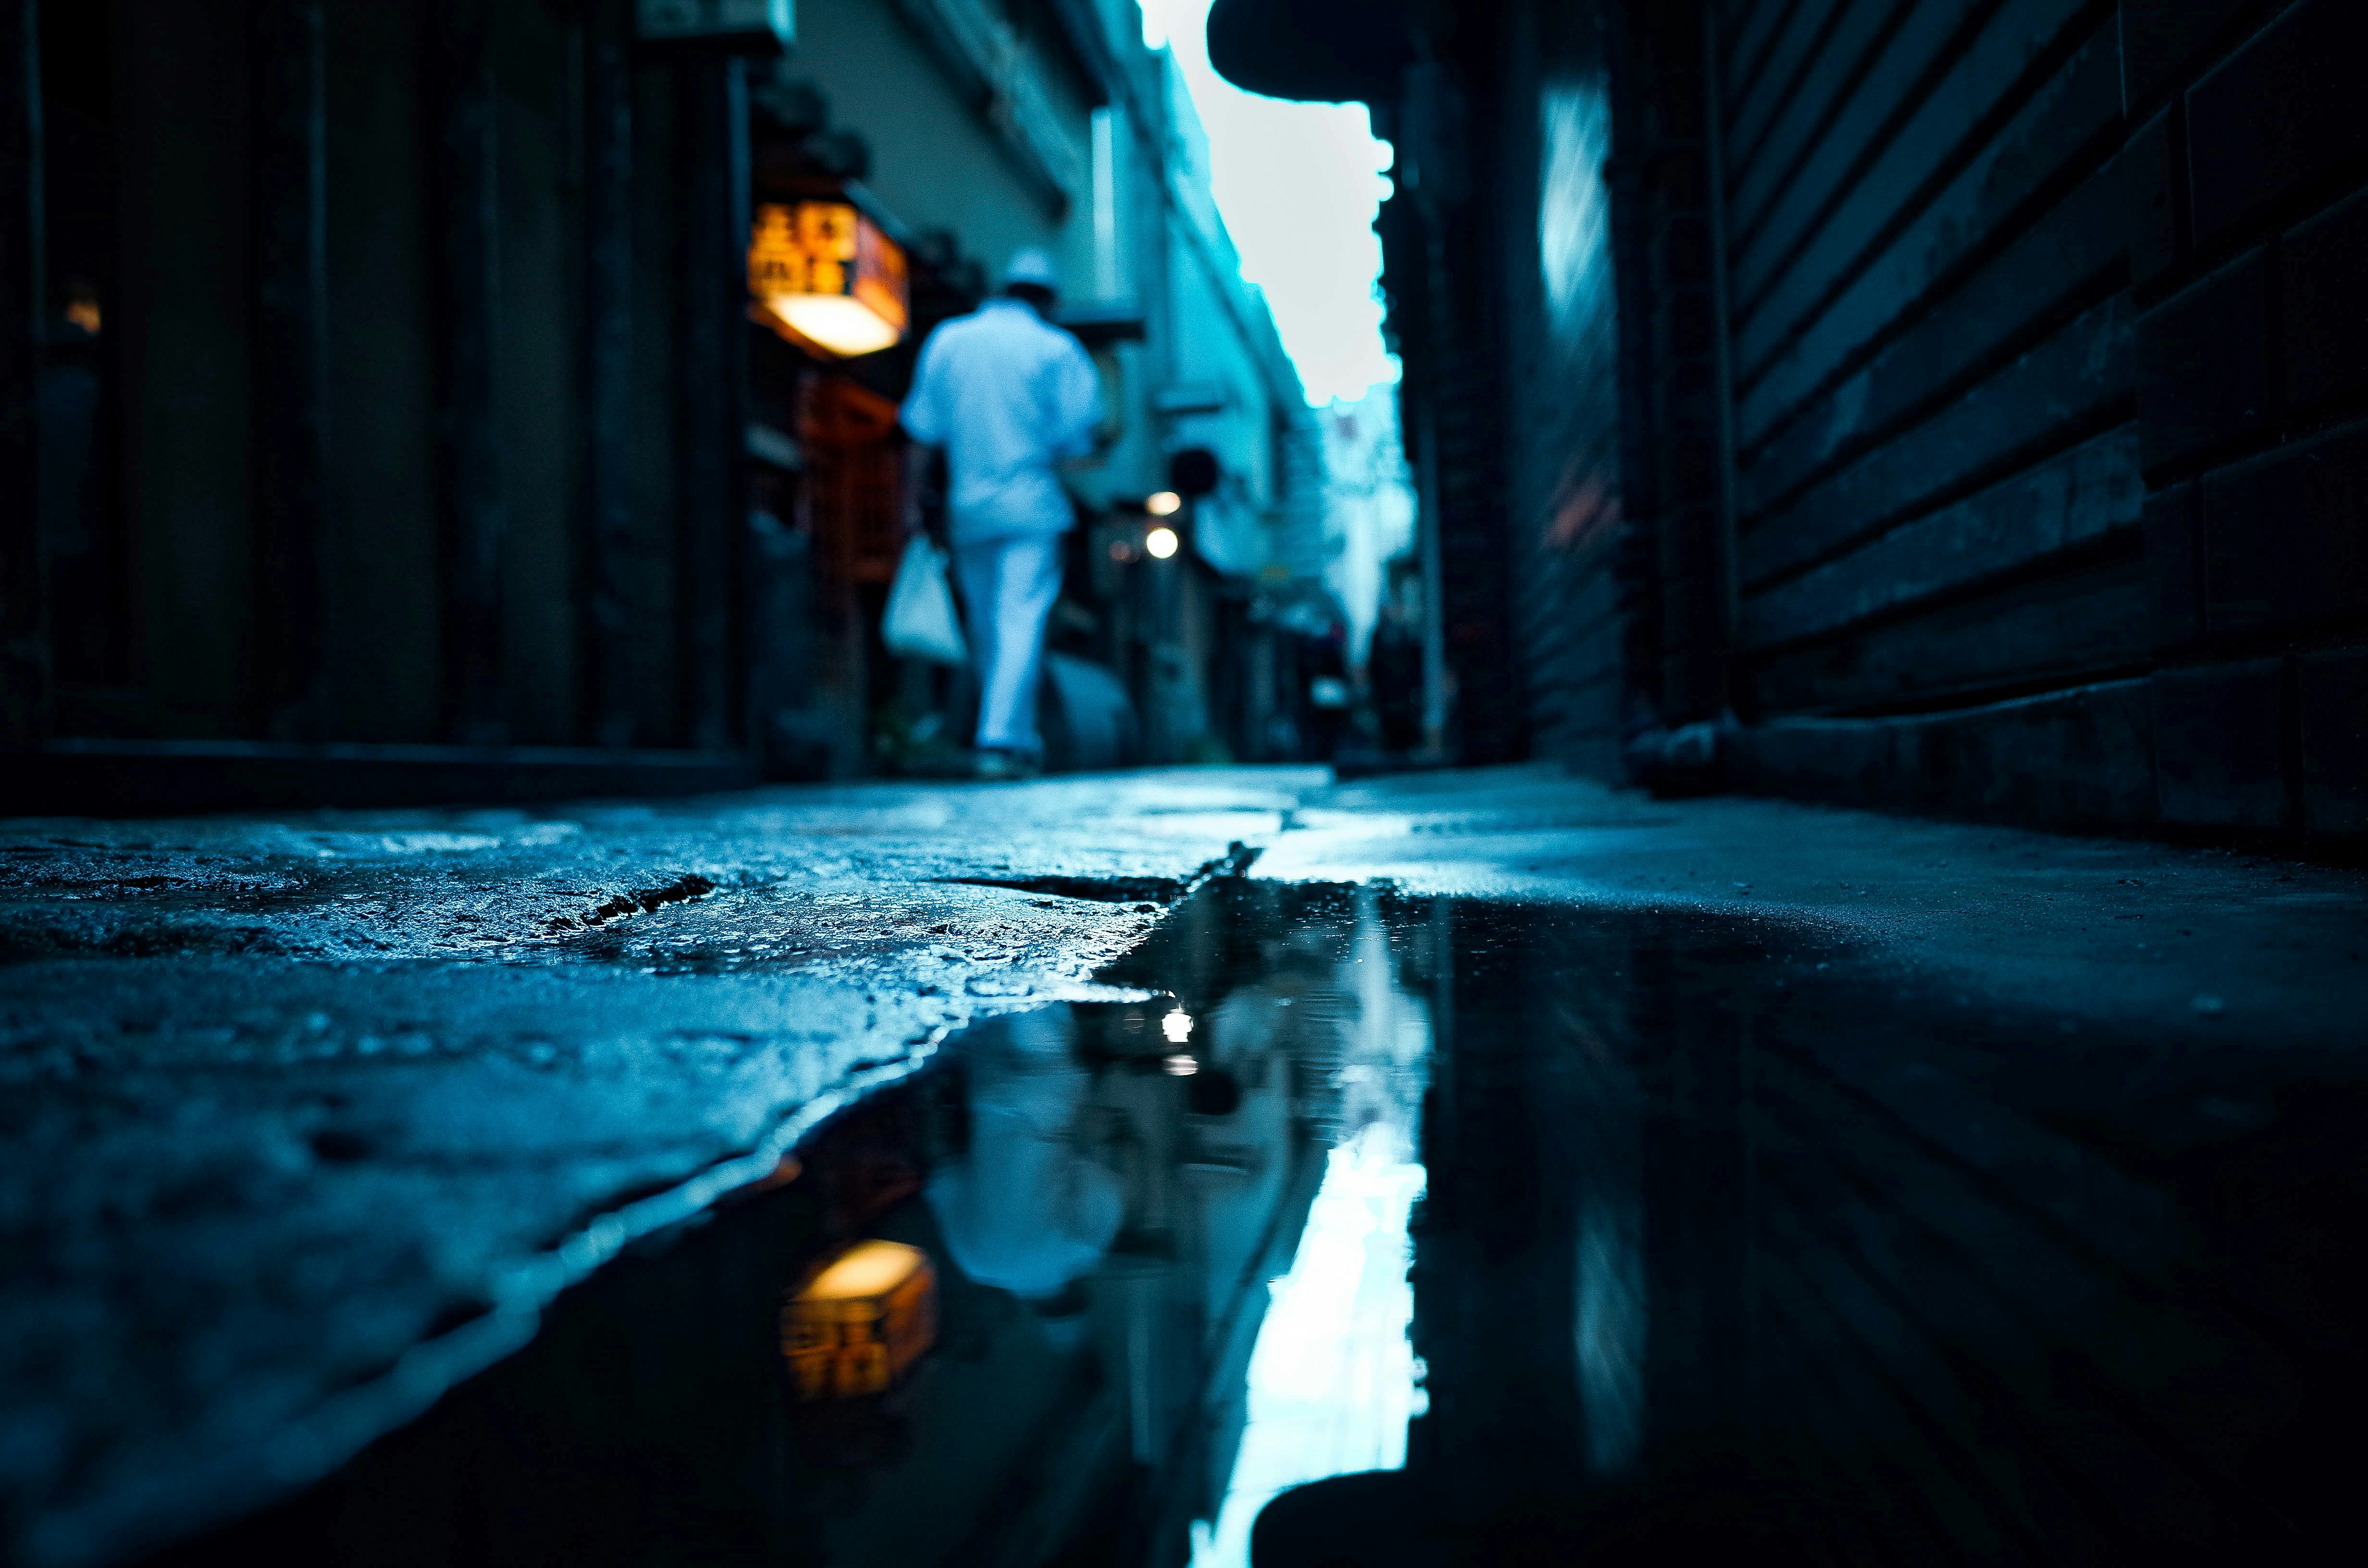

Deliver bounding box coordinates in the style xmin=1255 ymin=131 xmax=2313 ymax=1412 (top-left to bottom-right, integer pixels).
xmin=900 ymin=298 xmax=1103 ymax=544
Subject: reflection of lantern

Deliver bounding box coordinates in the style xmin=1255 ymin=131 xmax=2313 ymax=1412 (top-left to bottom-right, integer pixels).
xmin=780 ymin=1239 xmax=937 ymax=1399
xmin=749 ymin=201 xmax=909 ymax=358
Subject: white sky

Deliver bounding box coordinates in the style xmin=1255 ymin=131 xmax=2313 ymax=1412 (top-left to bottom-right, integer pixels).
xmin=1140 ymin=0 xmax=1399 ymax=405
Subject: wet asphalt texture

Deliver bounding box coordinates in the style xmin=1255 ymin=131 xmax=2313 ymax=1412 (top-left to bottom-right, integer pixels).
xmin=3 ymin=765 xmax=2364 ymax=1566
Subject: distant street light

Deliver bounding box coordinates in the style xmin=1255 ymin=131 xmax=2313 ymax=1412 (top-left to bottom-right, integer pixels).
xmin=1145 ymin=490 xmax=1183 ymax=516
xmin=1145 ymin=526 xmax=1180 ymax=559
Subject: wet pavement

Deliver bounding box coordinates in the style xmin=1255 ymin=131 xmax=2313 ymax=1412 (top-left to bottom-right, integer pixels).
xmin=0 ymin=773 xmax=1304 ymax=1567
xmin=4 ymin=766 xmax=2365 ymax=1565
xmin=143 ymin=874 xmax=2368 ymax=1567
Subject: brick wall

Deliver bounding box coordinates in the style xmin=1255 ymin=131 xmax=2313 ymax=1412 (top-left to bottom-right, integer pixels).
xmin=2129 ymin=0 xmax=2368 ymax=838
xmin=1702 ymin=0 xmax=2366 ymax=847
xmin=1216 ymin=0 xmax=2362 ymax=844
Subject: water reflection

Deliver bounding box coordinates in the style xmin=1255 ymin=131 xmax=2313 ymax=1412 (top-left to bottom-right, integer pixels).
xmin=787 ymin=882 xmax=1423 ymax=1568
xmin=1572 ymin=1194 xmax=1646 ymax=1476
xmin=925 ymin=1008 xmax=1122 ymax=1305
xmin=169 ymin=882 xmax=2368 ymax=1567
xmin=1192 ymin=891 xmax=1431 ymax=1568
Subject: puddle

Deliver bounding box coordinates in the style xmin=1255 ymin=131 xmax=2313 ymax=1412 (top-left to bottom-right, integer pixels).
xmin=159 ymin=882 xmax=2368 ymax=1566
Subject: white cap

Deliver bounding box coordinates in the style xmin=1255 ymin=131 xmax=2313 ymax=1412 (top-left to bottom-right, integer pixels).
xmin=1001 ymin=247 xmax=1061 ymax=292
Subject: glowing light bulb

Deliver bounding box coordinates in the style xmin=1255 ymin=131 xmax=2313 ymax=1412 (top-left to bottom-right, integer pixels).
xmin=764 ymin=293 xmax=902 ymax=356
xmin=1145 ymin=526 xmax=1180 ymax=560
xmin=1162 ymin=1010 xmax=1194 ymax=1042
xmin=1145 ymin=490 xmax=1183 ymax=516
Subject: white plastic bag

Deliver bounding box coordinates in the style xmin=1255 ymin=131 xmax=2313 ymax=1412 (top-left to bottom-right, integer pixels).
xmin=882 ymin=536 xmax=968 ymax=666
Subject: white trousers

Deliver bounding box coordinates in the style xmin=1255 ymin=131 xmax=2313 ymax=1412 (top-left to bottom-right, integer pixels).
xmin=953 ymin=533 xmax=1065 ymax=755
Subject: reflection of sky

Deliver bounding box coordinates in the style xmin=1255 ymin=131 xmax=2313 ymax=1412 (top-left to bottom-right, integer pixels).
xmin=1141 ymin=0 xmax=1400 ymax=405
xmin=1191 ymin=896 xmax=1431 ymax=1568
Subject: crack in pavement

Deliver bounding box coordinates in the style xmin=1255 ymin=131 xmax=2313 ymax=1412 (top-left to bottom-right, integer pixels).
xmin=0 ymin=772 xmax=1316 ymax=1568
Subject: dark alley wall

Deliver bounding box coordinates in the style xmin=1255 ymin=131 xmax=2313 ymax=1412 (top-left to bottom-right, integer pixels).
xmin=2126 ymin=0 xmax=2368 ymax=838
xmin=6 ymin=1 xmax=1326 ymax=801
xmin=1215 ymin=0 xmax=2364 ymax=849
xmin=1495 ymin=3 xmax=1628 ymax=779
xmin=1710 ymin=0 xmax=2365 ymax=843
xmin=1714 ymin=0 xmax=2147 ymax=818
xmin=1370 ymin=0 xmax=1628 ymax=772
xmin=1 ymin=0 xmax=731 ymax=761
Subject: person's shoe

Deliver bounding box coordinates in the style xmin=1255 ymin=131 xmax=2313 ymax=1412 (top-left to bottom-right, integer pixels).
xmin=972 ymin=747 xmax=1039 ymax=781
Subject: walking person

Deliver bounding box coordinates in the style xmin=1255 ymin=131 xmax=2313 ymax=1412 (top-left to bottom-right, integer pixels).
xmin=900 ymin=248 xmax=1105 ymax=780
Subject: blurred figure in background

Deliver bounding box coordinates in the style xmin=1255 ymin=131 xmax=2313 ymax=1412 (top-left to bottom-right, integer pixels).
xmin=1368 ymin=563 xmax=1426 ymax=757
xmin=900 ymin=249 xmax=1105 ymax=780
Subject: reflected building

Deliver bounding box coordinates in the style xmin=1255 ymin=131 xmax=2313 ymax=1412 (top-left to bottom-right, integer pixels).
xmin=784 ymin=881 xmax=1431 ymax=1568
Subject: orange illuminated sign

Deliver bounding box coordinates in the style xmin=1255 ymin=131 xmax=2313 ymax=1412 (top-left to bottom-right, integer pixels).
xmin=750 ymin=201 xmax=910 ymax=358
xmin=780 ymin=1239 xmax=937 ymax=1399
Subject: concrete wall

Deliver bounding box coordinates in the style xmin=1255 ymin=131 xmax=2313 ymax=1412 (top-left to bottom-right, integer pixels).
xmin=792 ymin=0 xmax=1093 ymax=288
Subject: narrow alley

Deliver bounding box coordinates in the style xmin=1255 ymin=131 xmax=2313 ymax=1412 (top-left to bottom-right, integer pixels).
xmin=5 ymin=0 xmax=2366 ymax=1564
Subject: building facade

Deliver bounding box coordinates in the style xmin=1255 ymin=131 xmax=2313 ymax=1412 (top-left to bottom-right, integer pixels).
xmin=0 ymin=0 xmax=1323 ymax=807
xmin=1215 ymin=0 xmax=2367 ymax=851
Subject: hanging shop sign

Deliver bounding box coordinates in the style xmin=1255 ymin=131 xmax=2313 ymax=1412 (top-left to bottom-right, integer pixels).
xmin=636 ymin=0 xmax=795 ymax=51
xmin=781 ymin=1240 xmax=937 ymax=1400
xmin=749 ymin=201 xmax=910 ymax=358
